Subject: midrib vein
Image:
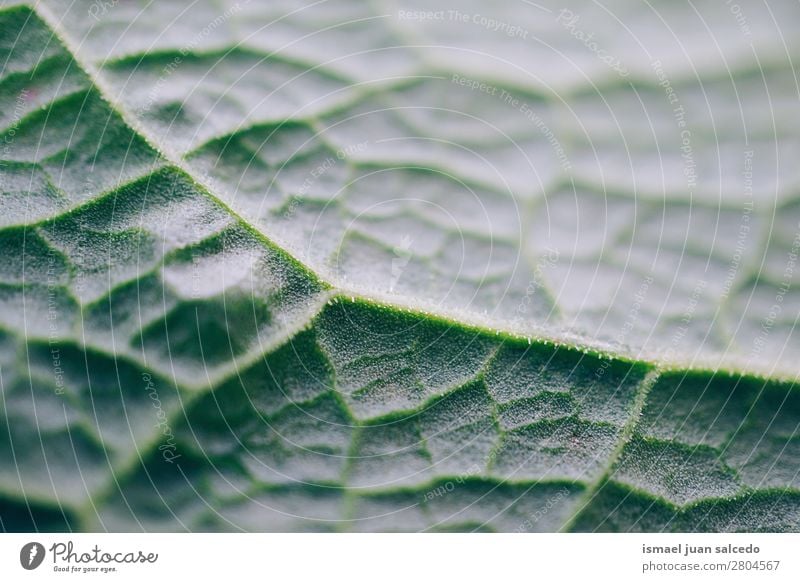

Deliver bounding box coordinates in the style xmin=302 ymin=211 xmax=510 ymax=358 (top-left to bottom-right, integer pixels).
xmin=20 ymin=3 xmax=800 ymax=384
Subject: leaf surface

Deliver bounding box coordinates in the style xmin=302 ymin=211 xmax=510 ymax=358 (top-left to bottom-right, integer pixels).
xmin=0 ymin=1 xmax=799 ymax=532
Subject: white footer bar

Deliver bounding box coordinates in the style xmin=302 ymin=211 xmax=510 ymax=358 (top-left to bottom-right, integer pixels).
xmin=2 ymin=533 xmax=798 ymax=581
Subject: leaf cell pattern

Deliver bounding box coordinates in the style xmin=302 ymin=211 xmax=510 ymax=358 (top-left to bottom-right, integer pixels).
xmin=0 ymin=1 xmax=799 ymax=532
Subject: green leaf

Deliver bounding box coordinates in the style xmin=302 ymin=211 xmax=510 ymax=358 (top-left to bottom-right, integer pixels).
xmin=0 ymin=1 xmax=798 ymax=532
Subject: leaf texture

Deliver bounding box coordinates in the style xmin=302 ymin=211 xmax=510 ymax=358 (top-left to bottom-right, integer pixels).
xmin=0 ymin=1 xmax=799 ymax=532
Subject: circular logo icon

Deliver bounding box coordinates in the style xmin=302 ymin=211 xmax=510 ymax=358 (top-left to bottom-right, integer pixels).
xmin=20 ymin=542 xmax=45 ymax=570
